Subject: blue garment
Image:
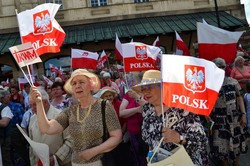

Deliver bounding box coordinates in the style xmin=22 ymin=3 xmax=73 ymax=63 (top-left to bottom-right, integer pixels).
xmin=244 ymin=93 xmax=250 ymax=130
xmin=8 ymin=101 xmax=25 ymax=126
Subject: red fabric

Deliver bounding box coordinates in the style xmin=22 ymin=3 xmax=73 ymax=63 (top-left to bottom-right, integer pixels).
xmin=10 ymin=93 xmax=22 ymax=103
xmin=198 ymin=43 xmax=237 ymax=64
xmin=72 ymin=57 xmax=97 ymax=70
xmin=176 ymin=39 xmax=191 ymax=56
xmin=123 ymin=57 xmax=158 ymax=72
xmin=163 ymin=82 xmax=219 ymax=116
xmin=115 ymin=48 xmax=123 ymax=61
xmin=123 ymin=93 xmax=142 ymax=134
xmin=22 ymin=28 xmax=65 ymax=56
xmin=37 ymin=159 xmax=43 ymax=166
xmin=112 ymin=99 xmax=126 ymax=126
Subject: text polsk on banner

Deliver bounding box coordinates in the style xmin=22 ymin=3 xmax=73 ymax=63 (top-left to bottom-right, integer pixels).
xmin=16 ymin=3 xmax=65 ymax=56
xmin=122 ymin=42 xmax=161 ymax=72
xmin=71 ymin=49 xmax=99 ymax=70
xmin=162 ymin=55 xmax=225 ymax=116
xmin=197 ymin=22 xmax=244 ymax=64
xmin=9 ymin=42 xmax=42 ymax=68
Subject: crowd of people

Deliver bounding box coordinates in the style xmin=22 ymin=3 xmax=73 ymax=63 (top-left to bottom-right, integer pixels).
xmin=0 ymin=51 xmax=249 ymax=166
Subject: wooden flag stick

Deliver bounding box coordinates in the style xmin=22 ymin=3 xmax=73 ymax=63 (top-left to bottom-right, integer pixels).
xmin=20 ymin=68 xmax=32 ymax=86
xmin=27 ymin=65 xmax=34 ymax=86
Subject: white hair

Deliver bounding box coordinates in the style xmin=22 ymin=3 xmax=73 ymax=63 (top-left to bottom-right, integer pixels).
xmin=233 ymin=56 xmax=244 ymax=67
xmin=37 ymin=86 xmax=50 ymax=101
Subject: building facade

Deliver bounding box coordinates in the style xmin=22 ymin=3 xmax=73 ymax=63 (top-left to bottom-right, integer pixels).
xmin=0 ymin=0 xmax=248 ymax=81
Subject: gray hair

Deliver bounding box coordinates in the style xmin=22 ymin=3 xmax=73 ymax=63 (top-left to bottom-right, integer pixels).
xmin=213 ymin=58 xmax=226 ymax=69
xmin=233 ymin=56 xmax=244 ymax=67
xmin=36 ymin=86 xmax=50 ymax=101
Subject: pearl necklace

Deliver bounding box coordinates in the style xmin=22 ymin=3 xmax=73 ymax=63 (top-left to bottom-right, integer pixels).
xmin=76 ymin=104 xmax=92 ymax=123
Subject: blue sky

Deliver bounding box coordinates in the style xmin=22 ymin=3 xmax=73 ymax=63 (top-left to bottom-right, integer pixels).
xmin=241 ymin=0 xmax=250 ymax=24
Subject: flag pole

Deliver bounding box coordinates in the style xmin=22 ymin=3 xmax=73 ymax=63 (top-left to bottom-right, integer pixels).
xmin=20 ymin=68 xmax=32 ymax=86
xmin=160 ymin=56 xmax=166 ymax=127
xmin=15 ymin=9 xmax=33 ymax=87
xmin=27 ymin=66 xmax=34 ymax=86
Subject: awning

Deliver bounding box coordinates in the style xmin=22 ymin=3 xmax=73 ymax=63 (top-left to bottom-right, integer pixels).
xmin=0 ymin=11 xmax=247 ymax=54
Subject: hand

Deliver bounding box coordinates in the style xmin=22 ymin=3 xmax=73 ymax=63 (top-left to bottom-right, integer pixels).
xmin=240 ymin=114 xmax=247 ymax=127
xmin=49 ymin=155 xmax=55 ymax=166
xmin=30 ymin=86 xmax=42 ymax=103
xmin=162 ymin=128 xmax=180 ymax=144
xmin=128 ymin=90 xmax=140 ymax=100
xmin=79 ymin=148 xmax=98 ymax=161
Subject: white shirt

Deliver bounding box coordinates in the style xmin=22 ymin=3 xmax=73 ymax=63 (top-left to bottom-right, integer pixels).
xmin=0 ymin=103 xmax=13 ymax=119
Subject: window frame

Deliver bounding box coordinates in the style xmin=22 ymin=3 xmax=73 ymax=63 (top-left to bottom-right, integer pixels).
xmin=90 ymin=0 xmax=108 ymax=7
xmin=45 ymin=0 xmax=63 ymax=9
xmin=134 ymin=0 xmax=149 ymax=3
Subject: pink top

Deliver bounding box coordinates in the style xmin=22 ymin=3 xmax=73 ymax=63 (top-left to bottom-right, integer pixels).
xmin=122 ymin=93 xmax=143 ymax=134
xmin=230 ymin=66 xmax=250 ymax=89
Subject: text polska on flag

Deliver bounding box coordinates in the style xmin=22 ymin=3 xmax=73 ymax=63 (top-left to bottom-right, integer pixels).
xmin=122 ymin=42 xmax=161 ymax=72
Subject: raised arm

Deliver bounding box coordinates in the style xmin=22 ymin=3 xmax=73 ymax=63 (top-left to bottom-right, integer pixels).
xmin=30 ymin=86 xmax=64 ymax=135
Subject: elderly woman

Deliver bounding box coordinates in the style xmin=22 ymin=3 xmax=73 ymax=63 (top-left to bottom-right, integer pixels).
xmin=211 ymin=58 xmax=248 ymax=166
xmin=132 ymin=70 xmax=209 ymax=166
xmin=230 ymin=56 xmax=250 ymax=90
xmin=30 ymin=69 xmax=122 ymax=166
xmin=51 ymin=82 xmax=71 ymax=111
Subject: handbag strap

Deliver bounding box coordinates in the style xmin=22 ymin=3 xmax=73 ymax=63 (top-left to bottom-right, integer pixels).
xmin=101 ymin=100 xmax=107 ymax=142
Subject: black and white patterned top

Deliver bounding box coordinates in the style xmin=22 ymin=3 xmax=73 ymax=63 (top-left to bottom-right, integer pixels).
xmin=141 ymin=103 xmax=209 ymax=166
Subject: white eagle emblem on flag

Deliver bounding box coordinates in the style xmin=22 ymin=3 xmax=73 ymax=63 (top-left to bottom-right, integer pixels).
xmin=33 ymin=10 xmax=53 ymax=35
xmin=184 ymin=65 xmax=206 ymax=93
xmin=135 ymin=46 xmax=148 ymax=60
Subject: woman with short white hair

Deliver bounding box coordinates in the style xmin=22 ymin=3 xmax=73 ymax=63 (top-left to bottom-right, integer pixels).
xmin=231 ymin=56 xmax=250 ymax=90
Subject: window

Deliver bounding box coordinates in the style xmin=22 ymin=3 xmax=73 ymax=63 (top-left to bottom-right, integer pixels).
xmin=134 ymin=0 xmax=149 ymax=3
xmin=45 ymin=0 xmax=63 ymax=9
xmin=44 ymin=56 xmax=71 ymax=76
xmin=91 ymin=0 xmax=107 ymax=7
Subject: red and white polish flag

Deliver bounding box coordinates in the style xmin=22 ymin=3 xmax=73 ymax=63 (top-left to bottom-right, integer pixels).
xmin=152 ymin=36 xmax=160 ymax=47
xmin=175 ymin=31 xmax=191 ymax=56
xmin=162 ymin=55 xmax=225 ymax=116
xmin=197 ymin=22 xmax=244 ymax=64
xmin=71 ymin=49 xmax=99 ymax=70
xmin=17 ymin=3 xmax=65 ymax=56
xmin=42 ymin=75 xmax=53 ymax=86
xmin=49 ymin=64 xmax=59 ymax=73
xmin=97 ymin=50 xmax=108 ymax=68
xmin=122 ymin=42 xmax=161 ymax=72
xmin=115 ymin=34 xmax=123 ymax=61
xmin=18 ymin=77 xmax=35 ymax=90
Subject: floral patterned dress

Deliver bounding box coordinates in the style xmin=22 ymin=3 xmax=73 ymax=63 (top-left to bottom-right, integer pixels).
xmin=141 ymin=103 xmax=209 ymax=166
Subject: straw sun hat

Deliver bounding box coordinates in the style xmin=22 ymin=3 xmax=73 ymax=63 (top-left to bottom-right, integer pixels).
xmin=64 ymin=69 xmax=101 ymax=94
xmin=95 ymin=87 xmax=117 ymax=99
xmin=132 ymin=70 xmax=162 ymax=92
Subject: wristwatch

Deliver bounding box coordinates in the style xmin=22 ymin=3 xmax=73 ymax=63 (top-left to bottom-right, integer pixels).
xmin=179 ymin=135 xmax=184 ymax=144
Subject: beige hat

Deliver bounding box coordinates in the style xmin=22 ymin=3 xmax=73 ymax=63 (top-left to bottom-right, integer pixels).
xmin=64 ymin=69 xmax=101 ymax=94
xmin=95 ymin=87 xmax=117 ymax=99
xmin=132 ymin=70 xmax=162 ymax=91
